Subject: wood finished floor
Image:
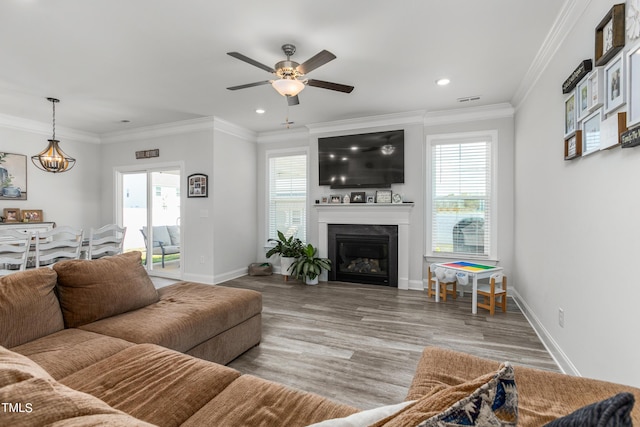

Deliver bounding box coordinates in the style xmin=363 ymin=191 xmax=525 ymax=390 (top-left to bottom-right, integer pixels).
xmin=216 ymin=274 xmax=559 ymax=410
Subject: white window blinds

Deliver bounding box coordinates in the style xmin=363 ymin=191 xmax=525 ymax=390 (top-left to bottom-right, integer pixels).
xmin=268 ymin=153 xmax=307 ymax=242
xmin=430 ymin=138 xmax=492 ymax=257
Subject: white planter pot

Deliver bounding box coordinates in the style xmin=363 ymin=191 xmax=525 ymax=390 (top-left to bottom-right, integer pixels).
xmin=280 ymin=257 xmax=296 ymax=276
xmin=305 ymin=276 xmax=319 ymax=285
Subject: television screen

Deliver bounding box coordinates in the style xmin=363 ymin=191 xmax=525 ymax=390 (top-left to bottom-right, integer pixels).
xmin=318 ymin=129 xmax=404 ymax=188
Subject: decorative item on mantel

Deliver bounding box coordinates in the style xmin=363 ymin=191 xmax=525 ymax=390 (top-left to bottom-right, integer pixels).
xmin=31 ymin=98 xmax=76 ymax=173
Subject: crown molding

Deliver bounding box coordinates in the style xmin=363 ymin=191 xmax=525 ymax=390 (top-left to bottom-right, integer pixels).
xmin=257 ymin=127 xmax=310 ymax=144
xmin=305 ymin=110 xmax=426 ymax=135
xmin=213 ymin=117 xmax=257 ymax=142
xmin=511 ymin=0 xmax=592 ymax=109
xmin=424 ymin=103 xmax=514 ymax=126
xmin=99 ymin=116 xmax=217 ymax=144
xmin=0 ymin=113 xmax=101 ymax=144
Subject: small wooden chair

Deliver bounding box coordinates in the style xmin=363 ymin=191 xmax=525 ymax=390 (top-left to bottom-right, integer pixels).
xmin=477 ymin=273 xmax=507 ymax=315
xmin=427 ymin=265 xmax=457 ymax=302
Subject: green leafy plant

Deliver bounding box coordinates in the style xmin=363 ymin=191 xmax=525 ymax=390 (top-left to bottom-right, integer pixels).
xmin=289 ymin=243 xmax=332 ymax=281
xmin=265 ymin=230 xmax=304 ymax=259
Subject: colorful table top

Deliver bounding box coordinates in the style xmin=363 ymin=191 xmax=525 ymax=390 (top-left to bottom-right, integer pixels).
xmin=439 ymin=261 xmax=499 ymax=272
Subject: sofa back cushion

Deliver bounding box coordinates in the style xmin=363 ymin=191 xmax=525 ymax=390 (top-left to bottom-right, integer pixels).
xmin=53 ymin=251 xmax=159 ymax=328
xmin=0 ymin=268 xmax=64 ymax=348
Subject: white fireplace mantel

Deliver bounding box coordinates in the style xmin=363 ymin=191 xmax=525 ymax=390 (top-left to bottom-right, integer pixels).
xmin=315 ymin=203 xmax=414 ymax=289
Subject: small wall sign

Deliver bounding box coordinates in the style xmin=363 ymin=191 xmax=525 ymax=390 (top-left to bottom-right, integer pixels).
xmin=562 ymin=60 xmax=593 ymax=94
xmin=621 ymin=126 xmax=640 ymax=148
xmin=135 ymin=149 xmax=160 ymax=159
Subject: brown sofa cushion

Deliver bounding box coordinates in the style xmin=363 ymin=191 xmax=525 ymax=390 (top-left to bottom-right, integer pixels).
xmin=53 ymin=251 xmax=159 ymax=328
xmin=0 ymin=345 xmax=53 ymax=388
xmin=0 ymin=268 xmax=64 ymax=348
xmin=11 ymin=329 xmax=134 ymax=380
xmin=61 ymin=344 xmax=241 ymax=426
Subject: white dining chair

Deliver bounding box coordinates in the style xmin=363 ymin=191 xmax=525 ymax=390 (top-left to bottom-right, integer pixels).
xmin=0 ymin=229 xmax=32 ymax=275
xmin=88 ymin=224 xmax=126 ymax=259
xmin=35 ymin=226 xmax=84 ymax=268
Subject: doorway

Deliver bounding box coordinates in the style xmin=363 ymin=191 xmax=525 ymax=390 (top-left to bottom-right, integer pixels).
xmin=118 ymin=166 xmax=182 ymax=279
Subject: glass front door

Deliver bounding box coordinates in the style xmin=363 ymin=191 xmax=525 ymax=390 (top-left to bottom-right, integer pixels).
xmin=120 ymin=168 xmax=181 ymax=278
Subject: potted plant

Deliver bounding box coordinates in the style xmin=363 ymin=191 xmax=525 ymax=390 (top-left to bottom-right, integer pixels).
xmin=289 ymin=243 xmax=332 ymax=285
xmin=265 ymin=230 xmax=304 ymax=277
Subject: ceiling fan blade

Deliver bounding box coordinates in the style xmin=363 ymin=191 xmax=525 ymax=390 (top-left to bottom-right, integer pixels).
xmin=286 ymin=95 xmax=300 ymax=106
xmin=307 ymin=79 xmax=354 ymax=93
xmin=227 ymin=52 xmax=275 ymax=73
xmin=297 ymin=50 xmax=336 ymax=74
xmin=226 ymin=81 xmax=271 ymax=91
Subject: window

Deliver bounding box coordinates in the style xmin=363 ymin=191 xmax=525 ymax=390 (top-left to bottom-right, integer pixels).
xmin=267 ymin=151 xmax=307 ymax=243
xmin=426 ymin=131 xmax=496 ymax=258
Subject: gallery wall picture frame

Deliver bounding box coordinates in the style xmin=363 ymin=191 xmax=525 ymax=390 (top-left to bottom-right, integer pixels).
xmin=577 ymin=76 xmax=591 ymax=121
xmin=582 ymin=109 xmax=602 ymax=156
xmin=600 ymin=111 xmax=627 ymax=150
xmin=21 ymin=209 xmax=43 ymax=222
xmin=187 ymin=173 xmax=208 ymax=198
xmin=587 ymin=67 xmax=605 ymax=112
xmin=604 ymin=52 xmax=625 ymax=115
xmin=3 ymin=208 xmax=21 ymax=223
xmin=564 ymin=130 xmax=582 ymax=160
xmin=595 ymin=3 xmax=626 ymax=66
xmin=0 ymin=152 xmax=27 ymax=200
xmin=564 ymin=91 xmax=577 ymax=137
xmin=626 ymin=41 xmax=640 ymax=128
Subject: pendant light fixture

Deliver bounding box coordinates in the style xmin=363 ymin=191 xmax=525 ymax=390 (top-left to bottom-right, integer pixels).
xmin=31 ymin=97 xmax=76 ymax=173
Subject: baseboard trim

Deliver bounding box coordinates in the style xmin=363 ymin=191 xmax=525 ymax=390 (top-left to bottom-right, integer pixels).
xmin=510 ymin=288 xmax=580 ymax=376
xmin=181 ymin=273 xmax=214 ymax=284
xmin=214 ymin=267 xmax=248 ymax=285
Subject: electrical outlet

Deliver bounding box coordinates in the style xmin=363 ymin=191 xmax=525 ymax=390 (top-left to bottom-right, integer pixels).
xmin=558 ymin=308 xmax=564 ymax=328
xmin=199 ymin=256 xmax=205 ymax=264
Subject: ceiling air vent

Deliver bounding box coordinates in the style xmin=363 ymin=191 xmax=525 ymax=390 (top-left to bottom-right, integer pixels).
xmin=457 ymin=96 xmax=481 ymax=103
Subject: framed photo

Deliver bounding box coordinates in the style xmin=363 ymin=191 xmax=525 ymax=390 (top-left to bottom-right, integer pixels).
xmin=366 ymin=196 xmax=375 ymax=203
xmin=187 ymin=173 xmax=207 ymax=198
xmin=587 ymin=67 xmax=604 ymax=112
xmin=321 ymin=196 xmax=329 ymax=204
xmin=3 ymin=208 xmax=21 ymax=223
xmin=21 ymin=209 xmax=43 ymax=222
xmin=564 ymin=91 xmax=576 ymax=137
xmin=576 ymin=76 xmax=590 ymax=121
xmin=375 ymin=190 xmax=392 ymax=204
xmin=582 ymin=109 xmax=602 ymax=156
xmin=627 ymin=41 xmax=640 ymax=128
xmin=594 ymin=4 xmax=625 ymax=66
xmin=604 ymin=52 xmax=625 ymax=115
xmin=350 ymin=192 xmax=365 ymax=203
xmin=392 ymin=193 xmax=403 ymax=204
xmin=0 ymin=152 xmax=27 ymax=200
xmin=600 ymin=112 xmax=627 ymax=150
xmin=564 ymin=131 xmax=582 ymax=160
xmin=330 ymin=194 xmax=342 ymax=204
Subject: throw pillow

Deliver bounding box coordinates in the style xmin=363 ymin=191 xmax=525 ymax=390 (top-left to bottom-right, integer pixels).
xmin=543 ymin=392 xmax=634 ymax=427
xmin=0 ymin=268 xmax=64 ymax=348
xmin=371 ymin=363 xmax=517 ymax=427
xmin=53 ymin=251 xmax=159 ymax=328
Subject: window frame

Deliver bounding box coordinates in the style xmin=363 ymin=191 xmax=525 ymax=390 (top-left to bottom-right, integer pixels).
xmin=425 ymin=130 xmax=498 ymax=261
xmin=265 ymin=147 xmax=309 ymax=245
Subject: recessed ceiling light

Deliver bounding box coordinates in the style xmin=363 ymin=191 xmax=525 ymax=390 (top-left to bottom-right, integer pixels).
xmin=436 ymin=78 xmax=450 ymax=86
xmin=255 ymin=108 xmax=266 ymax=114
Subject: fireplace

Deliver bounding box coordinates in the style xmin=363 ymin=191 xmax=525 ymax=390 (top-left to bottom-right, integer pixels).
xmin=328 ymin=224 xmax=398 ymax=286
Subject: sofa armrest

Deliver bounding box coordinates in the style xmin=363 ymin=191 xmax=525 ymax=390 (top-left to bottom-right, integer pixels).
xmin=409 ymin=347 xmax=640 ymax=426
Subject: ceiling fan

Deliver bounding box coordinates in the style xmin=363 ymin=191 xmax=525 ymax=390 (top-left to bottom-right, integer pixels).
xmin=226 ymin=44 xmax=354 ymax=106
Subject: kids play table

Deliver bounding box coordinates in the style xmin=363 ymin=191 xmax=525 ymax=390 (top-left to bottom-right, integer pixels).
xmin=432 ymin=261 xmax=503 ymax=314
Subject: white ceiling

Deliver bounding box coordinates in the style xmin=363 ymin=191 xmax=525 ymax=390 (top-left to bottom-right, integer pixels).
xmin=0 ymin=0 xmax=565 ymax=136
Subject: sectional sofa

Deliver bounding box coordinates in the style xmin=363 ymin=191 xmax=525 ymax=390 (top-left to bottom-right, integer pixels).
xmin=1 ymin=251 xmax=639 ymax=426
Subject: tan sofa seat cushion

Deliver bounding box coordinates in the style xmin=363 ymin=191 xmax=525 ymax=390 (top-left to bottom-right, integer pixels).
xmin=183 ymin=374 xmax=359 ymax=427
xmin=407 ymin=346 xmax=640 ymax=426
xmin=61 ymin=343 xmax=241 ymax=426
xmin=0 ymin=268 xmax=63 ymax=348
xmin=79 ymin=281 xmax=262 ymax=353
xmin=0 ymin=346 xmax=153 ymax=426
xmin=53 ymin=251 xmax=159 ymax=328
xmin=11 ymin=328 xmax=134 ymax=379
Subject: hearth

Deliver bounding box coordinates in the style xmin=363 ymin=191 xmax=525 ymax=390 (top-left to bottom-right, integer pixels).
xmin=328 ymin=224 xmax=398 ymax=286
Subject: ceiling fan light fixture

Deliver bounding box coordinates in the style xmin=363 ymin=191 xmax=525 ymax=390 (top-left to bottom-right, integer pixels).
xmin=31 ymin=98 xmax=76 ymax=173
xmin=272 ymin=78 xmax=305 ymax=97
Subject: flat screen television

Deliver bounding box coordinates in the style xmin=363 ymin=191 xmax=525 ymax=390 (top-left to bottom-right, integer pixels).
xmin=318 ymin=129 xmax=404 ymax=189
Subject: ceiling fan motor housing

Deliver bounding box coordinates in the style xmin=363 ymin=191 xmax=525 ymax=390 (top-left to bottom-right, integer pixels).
xmin=275 ymin=60 xmax=302 ymax=79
